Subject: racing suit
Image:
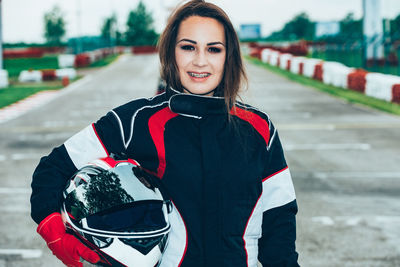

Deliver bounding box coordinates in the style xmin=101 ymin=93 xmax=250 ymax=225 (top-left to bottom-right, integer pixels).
xmin=31 ymin=86 xmax=299 ymax=266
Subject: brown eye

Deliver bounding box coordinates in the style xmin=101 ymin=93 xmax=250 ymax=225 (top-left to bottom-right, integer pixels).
xmin=181 ymin=45 xmax=195 ymax=51
xmin=208 ymin=47 xmax=221 ymax=53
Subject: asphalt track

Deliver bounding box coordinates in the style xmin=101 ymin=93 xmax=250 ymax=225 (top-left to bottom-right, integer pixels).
xmin=0 ymin=54 xmax=399 ymax=267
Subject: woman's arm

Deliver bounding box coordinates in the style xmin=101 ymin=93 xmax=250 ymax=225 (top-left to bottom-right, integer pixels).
xmin=30 ymin=111 xmax=126 ymax=224
xmin=258 ymin=125 xmax=299 ymax=266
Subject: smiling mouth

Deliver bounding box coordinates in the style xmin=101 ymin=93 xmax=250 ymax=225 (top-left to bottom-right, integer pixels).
xmin=188 ymin=72 xmax=211 ymax=78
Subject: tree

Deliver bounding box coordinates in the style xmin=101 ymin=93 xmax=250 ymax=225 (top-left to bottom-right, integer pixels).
xmin=390 ymin=14 xmax=400 ymax=40
xmin=101 ymin=14 xmax=119 ymax=46
xmin=267 ymin=12 xmax=315 ymax=41
xmin=339 ymin=12 xmax=362 ymax=41
xmin=44 ymin=5 xmax=66 ymax=45
xmin=84 ymin=170 xmax=134 ymax=214
xmin=125 ymin=1 xmax=158 ymax=46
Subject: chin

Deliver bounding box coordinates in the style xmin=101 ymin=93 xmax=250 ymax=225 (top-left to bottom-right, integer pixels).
xmin=184 ymin=83 xmax=218 ymax=96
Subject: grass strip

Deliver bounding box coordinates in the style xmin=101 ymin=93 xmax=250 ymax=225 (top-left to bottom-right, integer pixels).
xmin=245 ymin=56 xmax=400 ymax=116
xmin=0 ymin=82 xmax=63 ymax=109
xmin=89 ymin=54 xmax=120 ymax=68
xmin=1 ymin=53 xmax=120 ymax=109
xmin=4 ymin=56 xmax=59 ymax=77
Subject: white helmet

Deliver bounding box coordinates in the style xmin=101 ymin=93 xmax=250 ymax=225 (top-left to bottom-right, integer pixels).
xmin=61 ymin=157 xmax=171 ymax=266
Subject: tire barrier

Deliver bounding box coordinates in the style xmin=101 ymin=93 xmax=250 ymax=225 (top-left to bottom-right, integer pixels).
xmin=18 ymin=68 xmax=77 ymax=83
xmin=303 ymin=58 xmax=323 ymax=78
xmin=0 ymin=70 xmax=8 ymax=88
xmin=347 ymin=69 xmax=368 ymax=93
xmin=279 ymin=54 xmax=293 ymax=71
xmin=41 ymin=69 xmax=57 ymax=81
xmin=289 ymin=56 xmax=306 ymax=75
xmin=392 ymin=85 xmax=400 ymax=104
xmin=4 ymin=48 xmax=44 ymax=59
xmin=254 ymin=46 xmax=400 ymax=104
xmin=365 ymin=73 xmax=400 ymax=102
xmin=58 ymin=54 xmax=76 ymax=68
xmin=18 ymin=70 xmax=43 ymax=83
xmin=322 ymin=62 xmax=354 ymax=89
xmin=3 ymin=47 xmax=67 ymax=59
xmin=131 ymin=46 xmax=158 ymax=54
xmin=15 ymin=46 xmax=125 ymax=84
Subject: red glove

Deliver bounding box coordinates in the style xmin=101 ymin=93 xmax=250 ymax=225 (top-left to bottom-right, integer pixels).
xmin=37 ymin=212 xmax=100 ymax=267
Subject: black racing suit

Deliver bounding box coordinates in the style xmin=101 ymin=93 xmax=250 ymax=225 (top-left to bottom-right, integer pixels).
xmin=31 ymin=87 xmax=299 ymax=266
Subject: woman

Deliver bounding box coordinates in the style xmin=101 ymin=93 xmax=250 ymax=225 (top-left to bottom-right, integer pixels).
xmin=31 ymin=0 xmax=299 ymax=266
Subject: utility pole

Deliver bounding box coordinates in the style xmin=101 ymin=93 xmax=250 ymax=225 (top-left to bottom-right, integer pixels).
xmin=76 ymin=0 xmax=82 ymax=54
xmin=363 ymin=0 xmax=384 ymax=66
xmin=0 ymin=0 xmax=8 ymax=88
xmin=0 ymin=0 xmax=3 ymax=69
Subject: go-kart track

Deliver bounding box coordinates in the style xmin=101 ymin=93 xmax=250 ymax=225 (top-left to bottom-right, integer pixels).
xmin=0 ymin=54 xmax=399 ymax=267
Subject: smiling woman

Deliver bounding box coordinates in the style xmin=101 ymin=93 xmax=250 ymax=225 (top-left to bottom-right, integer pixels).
xmin=175 ymin=16 xmax=226 ymax=96
xmin=30 ymin=1 xmax=299 ymax=266
xmin=158 ymin=0 xmax=247 ymax=111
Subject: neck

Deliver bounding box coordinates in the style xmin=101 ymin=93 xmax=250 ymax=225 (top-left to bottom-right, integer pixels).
xmin=183 ymin=87 xmax=216 ymax=96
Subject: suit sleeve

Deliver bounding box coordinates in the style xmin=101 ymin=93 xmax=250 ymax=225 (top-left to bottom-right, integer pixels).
xmin=30 ymin=111 xmax=126 ymax=224
xmin=258 ymin=123 xmax=299 ymax=266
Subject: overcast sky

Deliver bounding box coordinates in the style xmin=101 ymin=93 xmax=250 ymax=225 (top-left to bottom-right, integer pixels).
xmin=2 ymin=0 xmax=400 ymax=43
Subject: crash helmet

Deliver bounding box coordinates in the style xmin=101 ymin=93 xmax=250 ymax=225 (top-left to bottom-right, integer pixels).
xmin=61 ymin=157 xmax=171 ymax=266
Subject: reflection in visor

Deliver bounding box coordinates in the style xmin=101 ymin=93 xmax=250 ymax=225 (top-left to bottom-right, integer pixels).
xmin=65 ymin=163 xmax=163 ymax=223
xmin=86 ymin=201 xmax=167 ymax=233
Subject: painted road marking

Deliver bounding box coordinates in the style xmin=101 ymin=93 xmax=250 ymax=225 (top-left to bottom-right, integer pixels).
xmin=311 ymin=216 xmax=335 ymax=225
xmin=311 ymin=216 xmax=400 ymax=226
xmin=0 ymin=249 xmax=42 ymax=259
xmin=284 ymin=143 xmax=371 ymax=151
xmin=278 ymin=122 xmax=400 ymax=130
xmin=0 ymin=154 xmax=42 ymax=162
xmin=0 ymin=187 xmax=30 ymax=194
xmin=312 ymin=171 xmax=400 ymax=179
xmin=0 ymin=75 xmax=93 ymax=124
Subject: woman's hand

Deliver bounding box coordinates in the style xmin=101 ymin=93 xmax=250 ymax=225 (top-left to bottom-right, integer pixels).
xmin=37 ymin=213 xmax=100 ymax=267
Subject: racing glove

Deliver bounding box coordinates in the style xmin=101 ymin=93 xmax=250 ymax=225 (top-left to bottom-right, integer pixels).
xmin=37 ymin=212 xmax=100 ymax=267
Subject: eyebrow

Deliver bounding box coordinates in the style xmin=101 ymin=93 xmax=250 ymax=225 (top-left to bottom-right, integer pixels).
xmin=177 ymin=38 xmax=225 ymax=46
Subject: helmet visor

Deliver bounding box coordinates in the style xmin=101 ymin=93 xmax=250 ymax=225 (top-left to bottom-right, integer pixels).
xmin=86 ymin=200 xmax=167 ymax=233
xmin=64 ymin=163 xmax=164 ymax=225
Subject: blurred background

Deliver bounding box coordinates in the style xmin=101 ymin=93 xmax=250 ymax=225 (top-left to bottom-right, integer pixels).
xmin=0 ymin=0 xmax=400 ymax=266
xmin=2 ymin=0 xmax=400 ymax=75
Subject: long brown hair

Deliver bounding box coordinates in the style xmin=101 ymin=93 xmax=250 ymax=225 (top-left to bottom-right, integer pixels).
xmin=158 ymin=0 xmax=247 ymax=112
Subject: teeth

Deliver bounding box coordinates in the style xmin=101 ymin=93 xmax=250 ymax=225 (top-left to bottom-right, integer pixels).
xmin=189 ymin=72 xmax=210 ymax=78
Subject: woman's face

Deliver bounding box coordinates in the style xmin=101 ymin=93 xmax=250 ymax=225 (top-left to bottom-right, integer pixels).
xmin=175 ymin=16 xmax=226 ymax=96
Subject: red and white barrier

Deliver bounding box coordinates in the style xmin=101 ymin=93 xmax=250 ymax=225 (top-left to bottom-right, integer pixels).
xmin=269 ymin=51 xmax=281 ymax=67
xmin=55 ymin=68 xmax=77 ymax=80
xmin=252 ymin=46 xmax=400 ymax=105
xmin=261 ymin=48 xmax=273 ymax=63
xmin=58 ymin=54 xmax=76 ymax=68
xmin=290 ymin=56 xmax=307 ymax=75
xmin=0 ymin=70 xmax=8 ymax=88
xmin=365 ymin=73 xmax=400 ymax=102
xmin=322 ymin=62 xmax=354 ymax=89
xmin=279 ymin=53 xmax=293 ymax=71
xmin=19 ymin=70 xmax=43 ymax=83
xmin=303 ymin=58 xmax=323 ymax=78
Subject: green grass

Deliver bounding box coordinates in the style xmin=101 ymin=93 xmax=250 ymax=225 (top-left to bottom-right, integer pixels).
xmin=4 ymin=53 xmax=120 ymax=77
xmin=88 ymin=54 xmax=120 ymax=68
xmin=4 ymin=56 xmax=59 ymax=77
xmin=0 ymin=81 xmax=63 ymax=109
xmin=245 ymin=56 xmax=400 ymax=116
xmin=1 ymin=53 xmax=119 ymax=109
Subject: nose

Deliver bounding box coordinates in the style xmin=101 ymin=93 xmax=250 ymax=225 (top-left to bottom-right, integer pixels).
xmin=192 ymin=50 xmax=207 ymax=67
